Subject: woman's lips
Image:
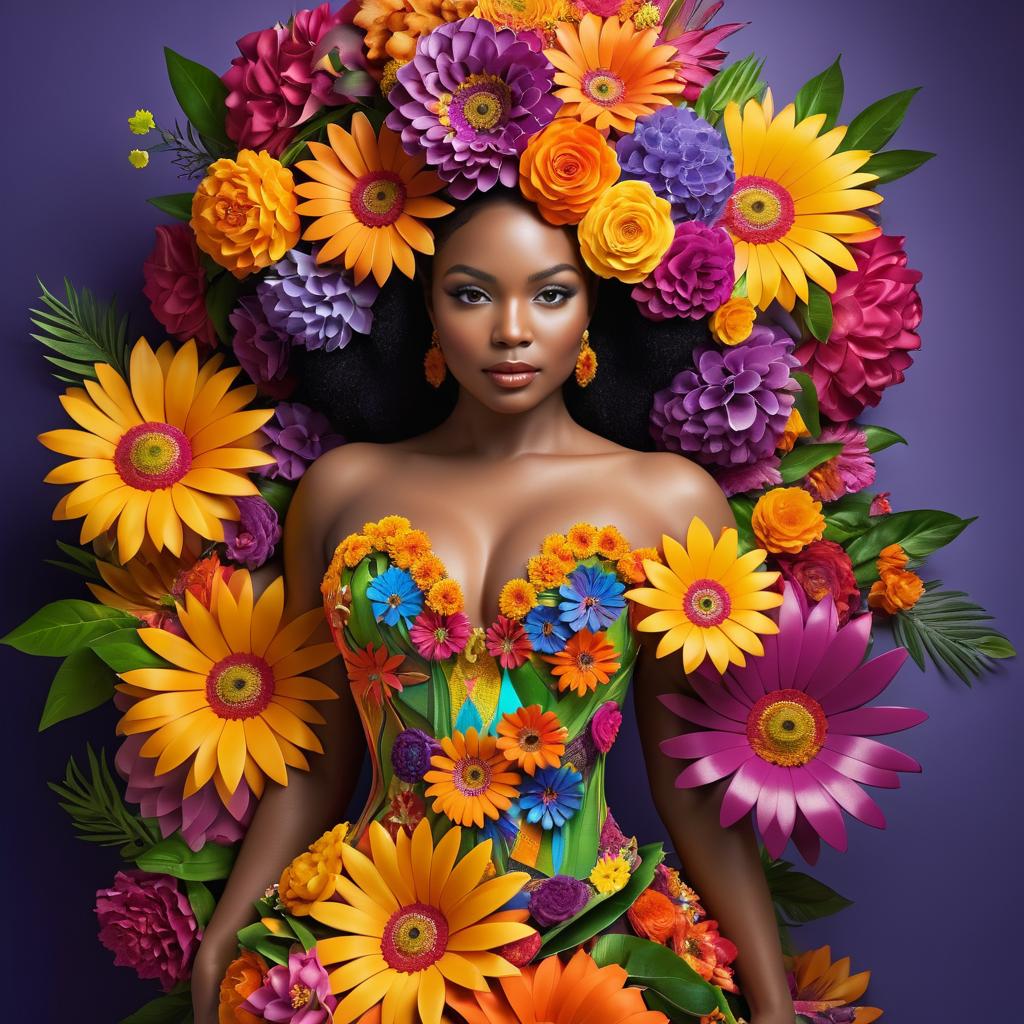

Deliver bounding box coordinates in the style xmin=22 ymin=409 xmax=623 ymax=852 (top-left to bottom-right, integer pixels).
xmin=483 ymin=362 xmax=539 ymax=389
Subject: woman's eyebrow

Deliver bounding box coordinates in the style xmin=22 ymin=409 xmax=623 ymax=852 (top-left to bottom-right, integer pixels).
xmin=442 ymin=263 xmax=581 ymax=282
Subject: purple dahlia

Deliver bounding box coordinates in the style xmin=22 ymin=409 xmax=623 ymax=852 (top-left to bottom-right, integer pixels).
xmin=258 ymin=248 xmax=379 ymax=352
xmin=385 ymin=17 xmax=561 ymax=200
xmin=650 ymin=324 xmax=800 ymax=467
xmin=261 ymin=401 xmax=345 ymax=480
xmin=616 ymin=104 xmax=735 ymax=224
xmin=230 ymin=296 xmax=294 ymax=400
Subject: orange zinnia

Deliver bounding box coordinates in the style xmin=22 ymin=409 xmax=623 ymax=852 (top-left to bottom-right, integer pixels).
xmin=544 ymin=14 xmax=683 ymax=135
xmin=496 ymin=704 xmax=566 ymax=775
xmin=294 ymin=111 xmax=454 ymax=286
xmin=543 ymin=628 xmax=620 ymax=696
xmin=423 ymin=728 xmax=521 ymax=827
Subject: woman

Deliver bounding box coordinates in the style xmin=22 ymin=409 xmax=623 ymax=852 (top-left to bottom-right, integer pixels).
xmin=191 ymin=187 xmax=795 ymax=1023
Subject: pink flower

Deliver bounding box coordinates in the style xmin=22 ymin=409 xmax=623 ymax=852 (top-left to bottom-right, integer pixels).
xmin=95 ymin=870 xmax=201 ymax=991
xmin=795 ymin=235 xmax=923 ymax=421
xmin=652 ymin=0 xmax=745 ymax=103
xmin=142 ymin=224 xmax=217 ymax=348
xmin=410 ymin=608 xmax=471 ymax=660
xmin=590 ymin=701 xmax=623 ymax=753
xmin=870 ymin=492 xmax=892 ymax=516
xmin=242 ymin=949 xmax=336 ymax=1023
xmin=803 ymin=423 xmax=876 ymax=502
xmin=713 ymin=453 xmax=782 ymax=497
xmin=485 ymin=614 xmax=531 ymax=668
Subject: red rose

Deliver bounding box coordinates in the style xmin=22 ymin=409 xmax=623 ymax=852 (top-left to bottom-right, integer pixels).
xmin=142 ymin=224 xmax=217 ymax=347
xmin=774 ymin=539 xmax=861 ymax=625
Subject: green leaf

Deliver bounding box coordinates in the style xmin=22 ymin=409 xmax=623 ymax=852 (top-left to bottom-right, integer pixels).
xmin=804 ymin=281 xmax=834 ymax=342
xmin=164 ymin=47 xmax=230 ymax=147
xmin=237 ymin=922 xmax=292 ymax=966
xmin=89 ymin=627 xmax=173 ymax=672
xmin=791 ymin=371 xmax=821 ymax=437
xmin=48 ymin=745 xmax=158 ymax=858
xmin=863 ymin=424 xmax=907 ymax=453
xmin=822 ymin=491 xmax=874 ymax=545
xmin=862 ymin=148 xmax=935 ymax=184
xmin=794 ymin=57 xmax=844 ymax=131
xmin=119 ymin=989 xmax=193 ymax=1024
xmin=136 ymin=834 xmax=237 ymax=881
xmin=1 ymin=599 xmax=138 ymax=656
xmin=282 ymin=913 xmax=318 ymax=951
xmin=762 ymin=852 xmax=853 ymax=924
xmin=204 ymin=272 xmax=241 ymax=345
xmin=778 ymin=443 xmax=843 ymax=485
xmin=256 ymin=476 xmax=296 ymax=523
xmin=693 ymin=55 xmax=766 ymax=125
xmin=55 ymin=540 xmax=100 ymax=576
xmin=846 ymin=510 xmax=975 ymax=585
xmin=839 ymin=88 xmax=920 ymax=153
xmin=186 ymin=880 xmax=216 ymax=929
xmin=38 ymin=648 xmax=115 ymax=730
xmin=591 ymin=934 xmax=719 ymax=1016
xmin=892 ymin=581 xmax=1016 ymax=685
xmin=728 ymin=495 xmax=757 ymax=553
xmin=148 ymin=193 xmax=194 ymax=221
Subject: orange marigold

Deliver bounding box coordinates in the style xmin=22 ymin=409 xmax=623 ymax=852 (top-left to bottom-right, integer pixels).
xmin=617 ymin=545 xmax=661 ymax=584
xmin=596 ymin=524 xmax=630 ymax=560
xmin=751 ymin=486 xmax=825 ymax=554
xmin=427 ymin=576 xmax=465 ymax=615
xmin=877 ymin=542 xmax=909 ymax=575
xmin=278 ymin=822 xmax=350 ymax=916
xmin=566 ymin=521 xmax=598 ymax=558
xmin=410 ymin=552 xmax=446 ymax=590
xmin=371 ymin=515 xmax=411 ymax=548
xmin=543 ymin=628 xmax=620 ymax=696
xmin=868 ymin=567 xmax=924 ymax=614
xmin=191 ymin=150 xmax=299 ymax=280
xmin=387 ymin=527 xmax=431 ymax=568
xmin=499 ymin=577 xmax=538 ymax=619
xmin=354 ymin=0 xmax=478 ymax=63
xmin=527 ymin=553 xmax=570 ymax=590
xmin=627 ymin=887 xmax=677 ymax=944
xmin=776 ymin=408 xmax=810 ymax=453
xmin=218 ymin=950 xmax=268 ymax=1024
xmin=341 ymin=532 xmax=373 ymax=567
xmin=519 ymin=119 xmax=621 ymax=226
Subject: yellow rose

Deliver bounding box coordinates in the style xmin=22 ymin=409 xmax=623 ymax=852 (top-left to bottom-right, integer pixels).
xmin=278 ymin=822 xmax=349 ymax=916
xmin=577 ymin=180 xmax=674 ymax=283
xmin=751 ymin=486 xmax=825 ymax=554
xmin=709 ymin=296 xmax=756 ymax=346
xmin=868 ymin=567 xmax=924 ymax=614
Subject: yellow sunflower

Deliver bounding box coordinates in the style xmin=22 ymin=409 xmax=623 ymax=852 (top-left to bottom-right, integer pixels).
xmin=312 ymin=818 xmax=534 ymax=1024
xmin=294 ymin=111 xmax=454 ymax=286
xmin=115 ymin=571 xmax=339 ymax=803
xmin=624 ymin=517 xmax=784 ymax=675
xmin=720 ymin=92 xmax=883 ymax=311
xmin=38 ymin=338 xmax=274 ymax=563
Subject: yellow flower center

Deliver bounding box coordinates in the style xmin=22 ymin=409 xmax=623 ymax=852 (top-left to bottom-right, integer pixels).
xmin=455 ymin=756 xmax=492 ymax=796
xmin=290 ymin=984 xmax=312 ymax=1008
xmin=440 ymin=73 xmax=512 ymax=135
xmin=747 ymin=689 xmax=828 ymax=766
xmin=581 ymin=68 xmax=625 ymax=107
xmin=724 ymin=175 xmax=796 ymax=244
xmin=114 ymin=422 xmax=193 ymax=491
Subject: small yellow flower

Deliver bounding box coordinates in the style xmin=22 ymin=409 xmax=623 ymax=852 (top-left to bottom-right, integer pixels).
xmin=590 ymin=853 xmax=630 ymax=894
xmin=128 ymin=109 xmax=156 ymax=135
xmin=411 ymin=553 xmax=446 ymax=590
xmin=776 ymin=408 xmax=810 ymax=453
xmin=632 ymin=1 xmax=660 ymax=28
xmin=279 ymin=822 xmax=350 ymax=916
xmin=427 ymin=577 xmax=465 ymax=615
xmin=380 ymin=58 xmax=407 ymax=97
xmin=499 ymin=578 xmax=538 ymax=620
xmin=128 ymin=149 xmax=150 ymax=169
xmin=566 ymin=521 xmax=598 ymax=558
xmin=709 ymin=296 xmax=756 ymax=346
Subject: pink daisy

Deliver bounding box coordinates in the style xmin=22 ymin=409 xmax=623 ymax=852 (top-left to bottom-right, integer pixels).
xmin=659 ymin=582 xmax=926 ymax=863
xmin=409 ymin=608 xmax=471 ymax=661
xmin=485 ymin=614 xmax=532 ymax=669
xmin=804 ymin=423 xmax=876 ymax=503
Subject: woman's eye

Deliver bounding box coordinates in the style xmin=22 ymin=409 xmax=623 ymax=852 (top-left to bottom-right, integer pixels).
xmin=454 ymin=286 xmax=490 ymax=304
xmin=537 ymin=287 xmax=573 ymax=304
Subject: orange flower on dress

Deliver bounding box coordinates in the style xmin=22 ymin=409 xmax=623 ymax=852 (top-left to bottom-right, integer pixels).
xmin=543 ymin=628 xmax=620 ymax=696
xmin=616 ymin=546 xmax=661 ymax=584
xmin=427 ymin=576 xmax=464 ymax=615
xmin=527 ymin=553 xmax=570 ymax=590
xmin=499 ymin=578 xmax=538 ymax=619
xmin=343 ymin=642 xmax=427 ymax=704
xmin=544 ymin=14 xmax=683 ymax=135
xmin=411 ymin=552 xmax=446 ymax=590
xmin=496 ymin=704 xmax=567 ymax=775
xmin=388 ymin=528 xmax=431 ymax=568
xmin=566 ymin=521 xmax=598 ymax=558
xmin=868 ymin=567 xmax=924 ymax=614
xmin=518 ymin=120 xmax=620 ymax=226
xmin=295 ymin=112 xmax=454 ymax=286
xmin=626 ymin=887 xmax=676 ymax=944
xmin=423 ymin=727 xmax=522 ymax=827
xmin=595 ymin=524 xmax=630 ymax=561
xmin=671 ymin=916 xmax=738 ymax=993
xmin=218 ymin=950 xmax=268 ymax=1024
xmin=751 ymin=486 xmax=825 ymax=554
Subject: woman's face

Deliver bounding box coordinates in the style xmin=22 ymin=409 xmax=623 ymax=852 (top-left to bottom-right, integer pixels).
xmin=427 ymin=199 xmax=595 ymax=413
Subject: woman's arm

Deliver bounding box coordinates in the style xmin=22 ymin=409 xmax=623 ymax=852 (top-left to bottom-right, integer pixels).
xmin=191 ymin=458 xmax=366 ymax=1024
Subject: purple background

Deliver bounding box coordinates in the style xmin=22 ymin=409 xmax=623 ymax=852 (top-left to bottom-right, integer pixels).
xmin=1 ymin=1 xmax=1020 ymax=1019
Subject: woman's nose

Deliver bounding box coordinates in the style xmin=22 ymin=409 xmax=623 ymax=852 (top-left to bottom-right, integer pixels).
xmin=493 ymin=297 xmax=533 ymax=347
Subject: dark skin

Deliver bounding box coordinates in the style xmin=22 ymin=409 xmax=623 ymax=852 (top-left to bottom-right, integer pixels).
xmin=191 ymin=199 xmax=794 ymax=1023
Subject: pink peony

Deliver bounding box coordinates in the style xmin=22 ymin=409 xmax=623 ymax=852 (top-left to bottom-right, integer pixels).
xmin=590 ymin=701 xmax=623 ymax=753
xmin=95 ymin=870 xmax=201 ymax=991
xmin=142 ymin=224 xmax=217 ymax=347
xmin=803 ymin=423 xmax=876 ymax=503
xmin=242 ymin=949 xmax=336 ymax=1023
xmin=795 ymin=235 xmax=922 ymax=421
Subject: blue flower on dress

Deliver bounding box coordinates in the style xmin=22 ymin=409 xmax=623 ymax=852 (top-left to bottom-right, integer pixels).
xmin=366 ymin=566 xmax=422 ymax=627
xmin=557 ymin=564 xmax=626 ymax=632
xmin=524 ymin=605 xmax=570 ymax=654
xmin=519 ymin=765 xmax=584 ymax=830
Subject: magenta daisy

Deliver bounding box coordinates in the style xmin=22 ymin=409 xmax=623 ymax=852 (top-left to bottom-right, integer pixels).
xmin=410 ymin=608 xmax=472 ymax=660
xmin=659 ymin=582 xmax=926 ymax=864
xmin=485 ymin=614 xmax=532 ymax=669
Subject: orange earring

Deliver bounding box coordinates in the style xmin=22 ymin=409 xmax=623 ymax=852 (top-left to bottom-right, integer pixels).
xmin=425 ymin=328 xmax=446 ymax=388
xmin=575 ymin=328 xmax=597 ymax=387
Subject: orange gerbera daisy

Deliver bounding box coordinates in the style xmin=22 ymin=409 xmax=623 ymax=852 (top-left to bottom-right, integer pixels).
xmin=496 ymin=704 xmax=566 ymax=775
xmin=343 ymin=642 xmax=428 ymax=705
xmin=445 ymin=947 xmax=668 ymax=1024
xmin=544 ymin=14 xmax=683 ymax=135
xmin=542 ymin=628 xmax=620 ymax=696
xmin=39 ymin=338 xmax=274 ymax=563
xmin=423 ymin=727 xmax=522 ymax=827
xmin=294 ymin=111 xmax=454 ymax=286
xmin=115 ymin=571 xmax=339 ymax=803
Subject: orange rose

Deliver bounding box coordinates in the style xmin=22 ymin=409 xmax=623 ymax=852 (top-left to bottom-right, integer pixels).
xmin=218 ymin=950 xmax=268 ymax=1024
xmin=709 ymin=296 xmax=756 ymax=346
xmin=876 ymin=542 xmax=909 ymax=575
xmin=868 ymin=567 xmax=924 ymax=614
xmin=519 ymin=120 xmax=620 ymax=226
xmin=627 ymin=887 xmax=677 ymax=944
xmin=751 ymin=486 xmax=825 ymax=554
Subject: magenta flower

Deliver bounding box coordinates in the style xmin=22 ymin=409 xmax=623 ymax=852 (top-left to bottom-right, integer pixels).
xmin=142 ymin=224 xmax=217 ymax=348
xmin=713 ymin=453 xmax=782 ymax=497
xmin=242 ymin=948 xmax=336 ymax=1023
xmin=222 ymin=494 xmax=282 ymax=569
xmin=803 ymin=423 xmax=876 ymax=503
xmin=590 ymin=700 xmax=623 ymax=753
xmin=659 ymin=582 xmax=926 ymax=864
xmin=485 ymin=614 xmax=532 ymax=668
xmin=410 ymin=608 xmax=472 ymax=660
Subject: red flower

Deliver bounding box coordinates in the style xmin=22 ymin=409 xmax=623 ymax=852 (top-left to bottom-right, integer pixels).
xmin=142 ymin=225 xmax=217 ymax=348
xmin=774 ymin=539 xmax=861 ymax=625
xmin=485 ymin=614 xmax=532 ymax=669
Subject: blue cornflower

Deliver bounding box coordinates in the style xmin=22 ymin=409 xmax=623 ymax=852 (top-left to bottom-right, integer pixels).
xmin=519 ymin=765 xmax=583 ymax=830
xmin=557 ymin=564 xmax=625 ymax=632
xmin=523 ymin=605 xmax=570 ymax=654
xmin=366 ymin=566 xmax=422 ymax=627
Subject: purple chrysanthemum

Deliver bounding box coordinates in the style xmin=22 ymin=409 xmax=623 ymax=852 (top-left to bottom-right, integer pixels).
xmin=528 ymin=874 xmax=591 ymax=927
xmin=258 ymin=248 xmax=379 ymax=352
xmin=631 ymin=221 xmax=735 ymax=321
xmin=650 ymin=324 xmax=800 ymax=467
xmin=385 ymin=17 xmax=561 ymax=200
xmin=230 ymin=295 xmax=294 ymax=400
xmin=391 ymin=728 xmax=441 ymax=783
xmin=616 ymin=104 xmax=735 ymax=224
xmin=261 ymin=401 xmax=345 ymax=480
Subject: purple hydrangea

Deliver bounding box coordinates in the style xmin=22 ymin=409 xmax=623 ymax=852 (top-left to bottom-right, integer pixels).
xmin=223 ymin=495 xmax=282 ymax=569
xmin=261 ymin=401 xmax=344 ymax=480
xmin=631 ymin=221 xmax=735 ymax=321
xmin=616 ymin=104 xmax=735 ymax=224
xmin=242 ymin=949 xmax=336 ymax=1024
xmin=230 ymin=295 xmax=294 ymax=400
xmin=385 ymin=17 xmax=561 ymax=200
xmin=258 ymin=248 xmax=379 ymax=352
xmin=391 ymin=727 xmax=441 ymax=783
xmin=528 ymin=874 xmax=591 ymax=927
xmin=650 ymin=324 xmax=800 ymax=467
